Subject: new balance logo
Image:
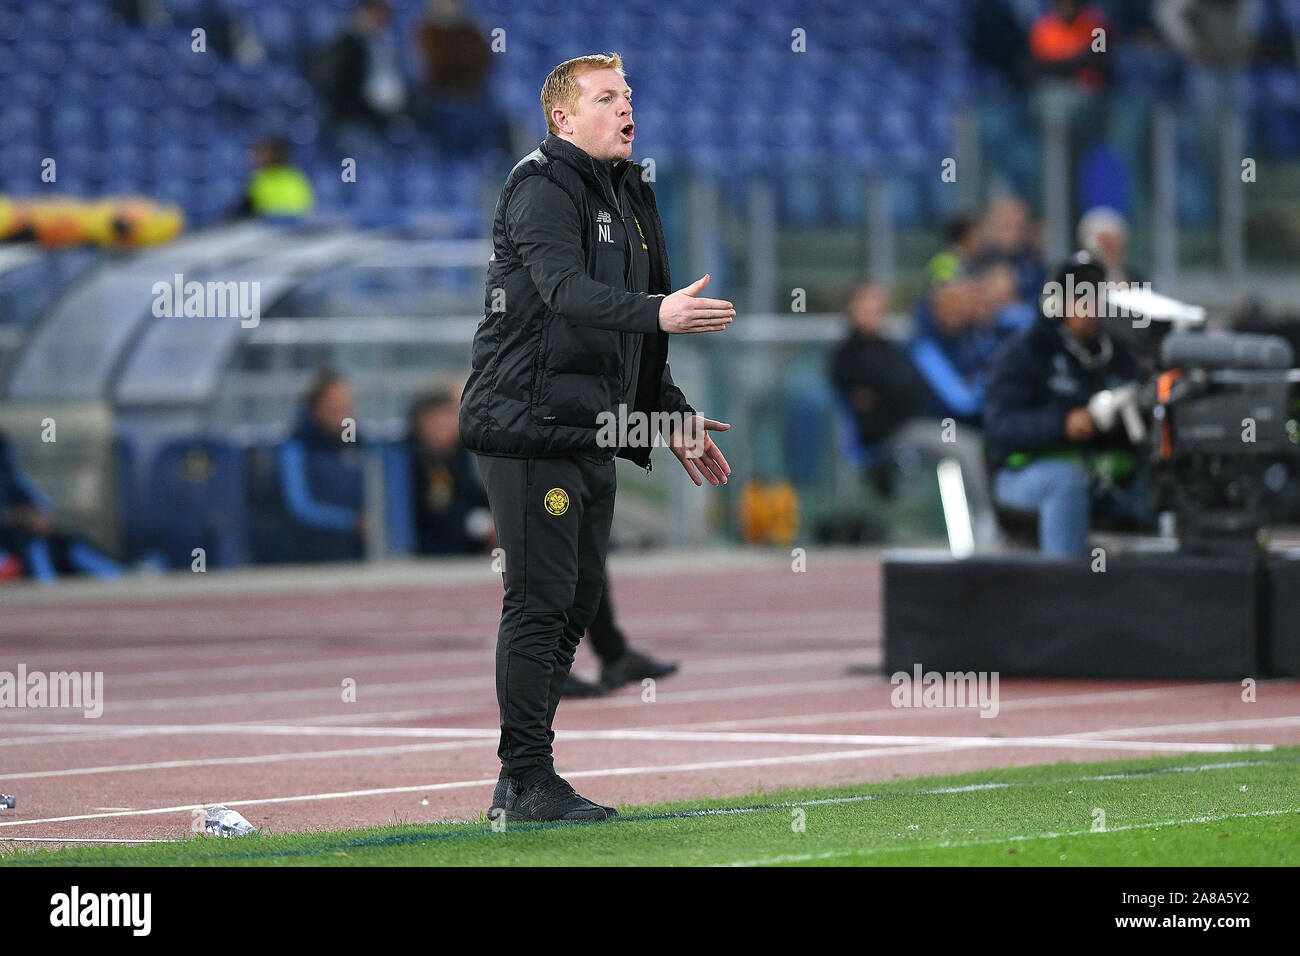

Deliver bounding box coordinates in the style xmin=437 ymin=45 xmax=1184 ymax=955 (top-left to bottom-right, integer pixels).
xmin=596 ymin=210 xmax=612 ymax=223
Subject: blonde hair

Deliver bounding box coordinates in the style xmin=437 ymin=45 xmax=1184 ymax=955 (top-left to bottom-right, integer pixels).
xmin=541 ymin=53 xmax=625 ymax=135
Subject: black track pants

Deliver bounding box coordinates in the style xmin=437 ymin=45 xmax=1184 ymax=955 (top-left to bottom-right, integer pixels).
xmin=474 ymin=453 xmax=616 ymax=780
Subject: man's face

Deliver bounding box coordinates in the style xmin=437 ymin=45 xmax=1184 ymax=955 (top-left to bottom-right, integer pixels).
xmin=848 ymin=284 xmax=886 ymax=335
xmin=932 ymin=280 xmax=973 ymax=335
xmin=1065 ymin=296 xmax=1098 ymax=343
xmin=556 ymin=67 xmax=634 ymax=162
xmin=1097 ymin=229 xmax=1126 ymax=266
xmin=313 ymin=382 xmax=354 ymax=433
xmin=417 ymin=405 xmax=460 ymax=453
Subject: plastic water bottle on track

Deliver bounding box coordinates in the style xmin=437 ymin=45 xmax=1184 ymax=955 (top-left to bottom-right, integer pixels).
xmin=203 ymin=806 xmax=256 ymax=838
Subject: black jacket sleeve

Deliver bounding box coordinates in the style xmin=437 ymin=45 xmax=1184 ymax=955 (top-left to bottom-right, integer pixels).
xmin=658 ymin=361 xmax=695 ymax=417
xmin=508 ymin=175 xmax=663 ymax=334
xmin=983 ymin=337 xmax=1070 ymax=452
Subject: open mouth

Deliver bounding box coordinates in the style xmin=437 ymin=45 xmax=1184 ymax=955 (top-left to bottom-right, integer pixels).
xmin=620 ymin=123 xmax=634 ymax=142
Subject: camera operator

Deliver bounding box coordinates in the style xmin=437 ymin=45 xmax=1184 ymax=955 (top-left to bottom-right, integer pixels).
xmin=984 ymin=252 xmax=1156 ymax=556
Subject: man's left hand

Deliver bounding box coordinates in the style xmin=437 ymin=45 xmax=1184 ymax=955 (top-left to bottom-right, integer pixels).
xmin=668 ymin=415 xmax=732 ymax=487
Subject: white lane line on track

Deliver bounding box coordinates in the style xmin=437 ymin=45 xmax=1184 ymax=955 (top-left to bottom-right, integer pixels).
xmin=0 ymin=677 xmax=876 ymax=736
xmin=0 ymin=647 xmax=852 ymax=697
xmin=0 ymin=728 xmax=1271 ymax=783
xmin=1 ymin=752 xmax=1285 ymax=832
xmin=5 ymin=716 xmax=1295 ymax=746
xmin=713 ymin=807 xmax=1300 ymax=867
xmin=5 ymin=673 xmax=1269 ymax=738
xmin=0 ymin=741 xmax=493 ymax=781
xmin=5 ymin=648 xmax=854 ymax=692
xmin=643 ymin=684 xmax=1252 ymax=731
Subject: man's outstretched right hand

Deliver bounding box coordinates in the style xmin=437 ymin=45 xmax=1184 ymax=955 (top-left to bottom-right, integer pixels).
xmin=658 ymin=274 xmax=735 ymax=334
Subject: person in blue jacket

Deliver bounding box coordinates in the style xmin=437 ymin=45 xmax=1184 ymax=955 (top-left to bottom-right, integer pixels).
xmin=984 ymin=252 xmax=1154 ymax=556
xmin=904 ymin=272 xmax=1025 ymax=545
xmin=278 ymin=371 xmax=367 ymax=562
xmin=0 ymin=433 xmax=120 ymax=583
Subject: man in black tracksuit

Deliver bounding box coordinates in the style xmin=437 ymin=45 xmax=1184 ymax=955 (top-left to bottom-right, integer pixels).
xmin=459 ymin=53 xmax=735 ymax=822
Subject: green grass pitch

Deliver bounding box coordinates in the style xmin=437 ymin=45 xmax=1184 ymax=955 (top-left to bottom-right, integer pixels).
xmin=5 ymin=748 xmax=1298 ymax=866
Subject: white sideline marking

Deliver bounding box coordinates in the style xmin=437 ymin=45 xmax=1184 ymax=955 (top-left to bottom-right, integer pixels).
xmin=2 ymin=755 xmax=1285 ymax=835
xmin=0 ymin=739 xmax=1281 ymax=831
xmin=714 ymin=807 xmax=1300 ymax=867
xmin=1066 ymin=716 xmax=1300 ymax=738
xmin=0 ymin=837 xmax=170 ymax=844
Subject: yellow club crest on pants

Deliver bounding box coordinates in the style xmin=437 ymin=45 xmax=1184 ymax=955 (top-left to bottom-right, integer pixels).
xmin=544 ymin=487 xmax=570 ymax=515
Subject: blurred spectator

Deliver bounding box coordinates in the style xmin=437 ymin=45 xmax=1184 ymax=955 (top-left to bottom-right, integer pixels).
xmin=1029 ymin=0 xmax=1113 ymax=94
xmin=407 ymin=388 xmax=495 ymax=555
xmin=976 ymin=194 xmax=1045 ymax=303
xmin=1154 ymin=0 xmax=1257 ymax=66
xmin=1029 ymin=1 xmax=1114 ymax=226
xmin=829 ymin=283 xmax=930 ymax=449
xmin=967 ymin=0 xmax=1032 ymax=88
xmin=313 ymin=0 xmax=409 ymax=133
xmin=907 ymin=277 xmax=996 ymax=428
xmin=905 ymin=278 xmax=1006 ymax=544
xmin=984 ymin=253 xmax=1154 ymax=556
xmin=413 ymin=0 xmax=506 ymax=154
xmin=972 ymin=259 xmax=1036 ymax=332
xmin=827 ymin=282 xmax=996 ymax=542
xmin=0 ymin=434 xmax=120 ymax=584
xmin=278 ymin=371 xmax=367 ymax=563
xmin=232 ymin=137 xmax=316 ymax=219
xmin=926 ymin=214 xmax=983 ymax=285
xmin=1076 ymin=206 xmax=1144 ymax=284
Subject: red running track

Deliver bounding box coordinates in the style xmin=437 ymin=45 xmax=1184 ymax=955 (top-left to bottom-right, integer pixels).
xmin=1 ymin=549 xmax=1297 ymax=851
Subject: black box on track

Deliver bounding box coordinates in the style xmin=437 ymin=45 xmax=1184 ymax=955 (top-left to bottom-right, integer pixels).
xmin=882 ymin=550 xmax=1260 ymax=680
xmin=1261 ymin=553 xmax=1300 ymax=677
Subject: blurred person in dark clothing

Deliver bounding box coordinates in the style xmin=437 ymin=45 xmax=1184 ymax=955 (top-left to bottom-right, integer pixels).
xmin=0 ymin=434 xmax=120 ymax=583
xmin=407 ymin=389 xmax=495 ymax=555
xmin=984 ymin=252 xmax=1154 ymax=557
xmin=231 ymin=137 xmax=316 ymax=220
xmin=278 ymin=371 xmax=367 ymax=563
xmin=414 ymin=0 xmax=506 ymax=154
xmin=1155 ymin=0 xmax=1257 ymax=66
xmin=967 ymin=0 xmax=1033 ymax=88
xmin=829 ymin=282 xmax=996 ymax=543
xmin=314 ymin=0 xmax=408 ymax=133
xmin=830 ymin=282 xmax=930 ymax=449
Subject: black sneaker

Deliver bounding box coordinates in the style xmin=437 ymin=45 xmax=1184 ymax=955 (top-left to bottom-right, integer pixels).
xmin=601 ymin=648 xmax=679 ymax=691
xmin=506 ymin=773 xmax=612 ymax=823
xmin=487 ymin=769 xmax=521 ymax=820
xmin=563 ymin=673 xmax=607 ymax=698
